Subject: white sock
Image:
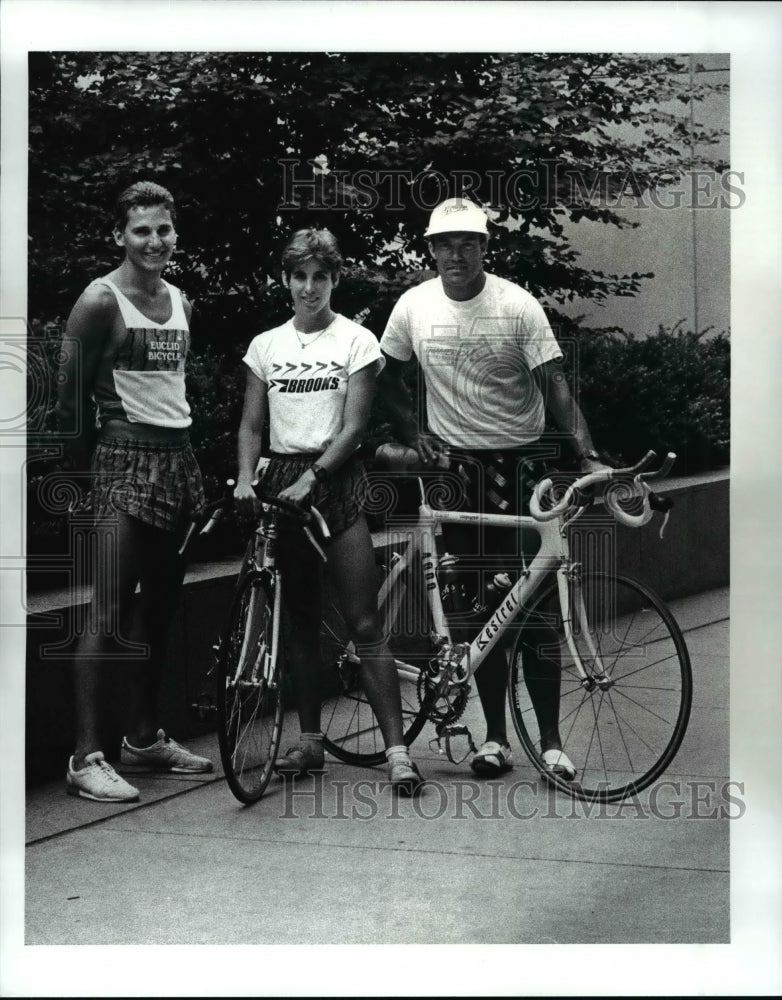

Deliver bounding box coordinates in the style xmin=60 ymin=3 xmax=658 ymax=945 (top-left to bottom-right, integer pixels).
xmin=385 ymin=744 xmax=412 ymax=764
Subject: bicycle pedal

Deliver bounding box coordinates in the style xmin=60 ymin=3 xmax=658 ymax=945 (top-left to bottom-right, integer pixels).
xmin=436 ymin=724 xmax=478 ymax=765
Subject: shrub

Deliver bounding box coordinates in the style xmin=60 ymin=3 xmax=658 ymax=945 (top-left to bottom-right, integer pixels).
xmin=26 ymin=320 xmax=729 ymax=576
xmin=564 ymin=323 xmax=730 ymax=475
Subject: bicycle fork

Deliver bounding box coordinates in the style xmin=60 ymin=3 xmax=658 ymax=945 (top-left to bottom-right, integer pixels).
xmin=556 ymin=565 xmax=613 ymax=692
xmin=234 ymin=521 xmax=282 ymax=692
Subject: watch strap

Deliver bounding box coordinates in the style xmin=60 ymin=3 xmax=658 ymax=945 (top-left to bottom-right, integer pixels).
xmin=310 ymin=462 xmax=329 ymax=483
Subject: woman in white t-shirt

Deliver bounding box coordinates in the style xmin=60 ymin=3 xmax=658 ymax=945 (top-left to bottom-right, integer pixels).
xmin=234 ymin=229 xmax=423 ymax=794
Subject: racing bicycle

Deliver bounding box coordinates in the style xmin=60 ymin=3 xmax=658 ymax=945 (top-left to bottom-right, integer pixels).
xmin=318 ymin=447 xmax=692 ymax=804
xmin=214 ymin=483 xmax=330 ymax=804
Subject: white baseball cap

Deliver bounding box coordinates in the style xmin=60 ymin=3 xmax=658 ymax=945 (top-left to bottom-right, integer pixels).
xmin=424 ymin=198 xmax=489 ymax=238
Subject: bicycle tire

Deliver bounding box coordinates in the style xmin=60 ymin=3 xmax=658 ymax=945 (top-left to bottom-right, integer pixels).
xmin=320 ymin=554 xmax=434 ymax=766
xmin=508 ymin=572 xmax=692 ymax=803
xmin=217 ymin=570 xmax=285 ymax=803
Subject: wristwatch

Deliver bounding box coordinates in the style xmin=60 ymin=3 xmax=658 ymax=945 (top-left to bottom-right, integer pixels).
xmin=310 ymin=462 xmax=329 ymax=483
xmin=577 ymin=449 xmax=601 ymax=462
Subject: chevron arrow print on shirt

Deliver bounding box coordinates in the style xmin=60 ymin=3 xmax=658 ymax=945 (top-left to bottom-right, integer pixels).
xmin=266 ymin=362 xmax=345 ymax=386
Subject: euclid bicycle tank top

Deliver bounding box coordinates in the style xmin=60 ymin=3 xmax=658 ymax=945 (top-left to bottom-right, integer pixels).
xmin=89 ymin=275 xmax=192 ymax=428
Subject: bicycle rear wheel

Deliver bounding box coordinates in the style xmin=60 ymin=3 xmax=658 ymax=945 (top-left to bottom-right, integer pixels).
xmin=217 ymin=571 xmax=285 ymax=803
xmin=320 ymin=555 xmax=433 ymax=766
xmin=509 ymin=572 xmax=692 ymax=803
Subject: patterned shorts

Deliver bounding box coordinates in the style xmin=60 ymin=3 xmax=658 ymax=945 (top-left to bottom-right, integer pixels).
xmin=260 ymin=452 xmax=365 ymax=539
xmin=436 ymin=447 xmax=548 ymax=571
xmin=90 ymin=429 xmax=206 ymax=533
xmin=448 ymin=447 xmax=547 ymax=517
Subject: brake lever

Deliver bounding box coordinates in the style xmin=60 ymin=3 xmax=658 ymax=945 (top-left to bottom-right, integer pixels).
xmin=649 ymin=493 xmax=673 ymax=513
xmin=178 ymin=479 xmax=235 ymax=557
xmin=571 ymin=485 xmax=596 ymax=509
xmin=309 ymin=503 xmax=331 ymax=541
xmin=638 ymin=452 xmax=676 ymax=482
xmin=302 ymin=525 xmax=328 ymax=563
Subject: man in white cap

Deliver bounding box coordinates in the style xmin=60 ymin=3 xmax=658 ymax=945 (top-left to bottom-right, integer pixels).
xmin=379 ymin=197 xmax=607 ymax=780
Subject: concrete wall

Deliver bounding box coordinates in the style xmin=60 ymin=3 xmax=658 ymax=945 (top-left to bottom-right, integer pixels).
xmin=556 ymin=55 xmax=731 ymax=339
xmin=25 ymin=469 xmax=728 ymax=785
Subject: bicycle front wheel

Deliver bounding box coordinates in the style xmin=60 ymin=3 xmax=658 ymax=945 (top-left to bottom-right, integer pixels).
xmin=217 ymin=571 xmax=285 ymax=803
xmin=509 ymin=572 xmax=692 ymax=803
xmin=320 ymin=556 xmax=433 ymax=766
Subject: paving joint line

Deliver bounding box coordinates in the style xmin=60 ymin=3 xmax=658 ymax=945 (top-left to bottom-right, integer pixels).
xmin=52 ymin=823 xmax=730 ymax=876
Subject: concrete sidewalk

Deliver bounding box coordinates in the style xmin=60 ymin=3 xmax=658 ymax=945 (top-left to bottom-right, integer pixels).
xmin=21 ymin=587 xmax=731 ymax=951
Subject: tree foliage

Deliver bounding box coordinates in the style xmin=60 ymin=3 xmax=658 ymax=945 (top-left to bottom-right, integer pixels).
xmin=27 ymin=52 xmax=729 ymax=562
xmin=28 ymin=51 xmax=727 ymax=339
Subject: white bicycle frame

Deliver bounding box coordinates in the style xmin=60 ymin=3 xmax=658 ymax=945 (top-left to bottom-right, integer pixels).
xmin=373 ymin=477 xmax=604 ymax=689
xmin=234 ymin=518 xmax=283 ymax=689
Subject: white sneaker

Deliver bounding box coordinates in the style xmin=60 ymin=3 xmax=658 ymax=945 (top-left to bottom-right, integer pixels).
xmin=388 ymin=758 xmax=425 ymax=796
xmin=121 ymin=729 xmax=213 ymax=773
xmin=66 ymin=752 xmax=140 ymax=802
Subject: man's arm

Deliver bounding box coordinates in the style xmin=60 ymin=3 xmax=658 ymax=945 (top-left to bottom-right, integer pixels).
xmin=533 ymin=358 xmax=607 ymax=472
xmin=378 ymin=352 xmax=444 ymax=466
xmin=377 ymin=354 xmax=418 ymax=446
xmin=54 ymin=286 xmax=115 ymax=473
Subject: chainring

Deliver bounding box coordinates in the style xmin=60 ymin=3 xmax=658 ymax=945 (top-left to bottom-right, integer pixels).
xmin=416 ymin=670 xmax=470 ymax=726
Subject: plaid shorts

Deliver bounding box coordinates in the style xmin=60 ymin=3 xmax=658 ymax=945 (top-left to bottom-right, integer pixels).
xmin=260 ymin=452 xmax=364 ymax=539
xmin=90 ymin=427 xmax=205 ymax=533
xmin=448 ymin=448 xmax=547 ymax=517
xmin=437 ymin=447 xmax=548 ymax=573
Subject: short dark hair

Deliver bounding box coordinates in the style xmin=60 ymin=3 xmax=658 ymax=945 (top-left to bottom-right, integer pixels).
xmin=114 ymin=181 xmax=177 ymax=231
xmin=281 ymin=228 xmax=343 ymax=279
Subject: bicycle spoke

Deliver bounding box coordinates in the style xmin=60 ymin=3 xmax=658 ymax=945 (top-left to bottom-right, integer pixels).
xmin=217 ymin=575 xmax=284 ymax=804
xmin=320 ymin=565 xmax=433 ymax=766
xmin=606 ymin=684 xmax=681 ymax=727
xmin=510 ymin=572 xmax=691 ymax=802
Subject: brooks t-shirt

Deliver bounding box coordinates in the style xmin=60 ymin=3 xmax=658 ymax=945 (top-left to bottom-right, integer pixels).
xmin=380 ymin=273 xmax=562 ymax=448
xmin=243 ymin=313 xmax=384 ymax=454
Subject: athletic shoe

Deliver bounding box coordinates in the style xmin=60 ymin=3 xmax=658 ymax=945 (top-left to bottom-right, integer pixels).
xmin=274 ymin=745 xmax=325 ymax=776
xmin=388 ymin=758 xmax=425 ymax=796
xmin=470 ymin=741 xmax=514 ymax=775
xmin=120 ymin=729 xmax=213 ymax=773
xmin=66 ymin=752 xmax=140 ymax=802
xmin=540 ymin=747 xmax=577 ymax=781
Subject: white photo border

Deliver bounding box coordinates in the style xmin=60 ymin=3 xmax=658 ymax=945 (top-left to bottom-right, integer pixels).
xmin=2 ymin=1 xmax=780 ymax=996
